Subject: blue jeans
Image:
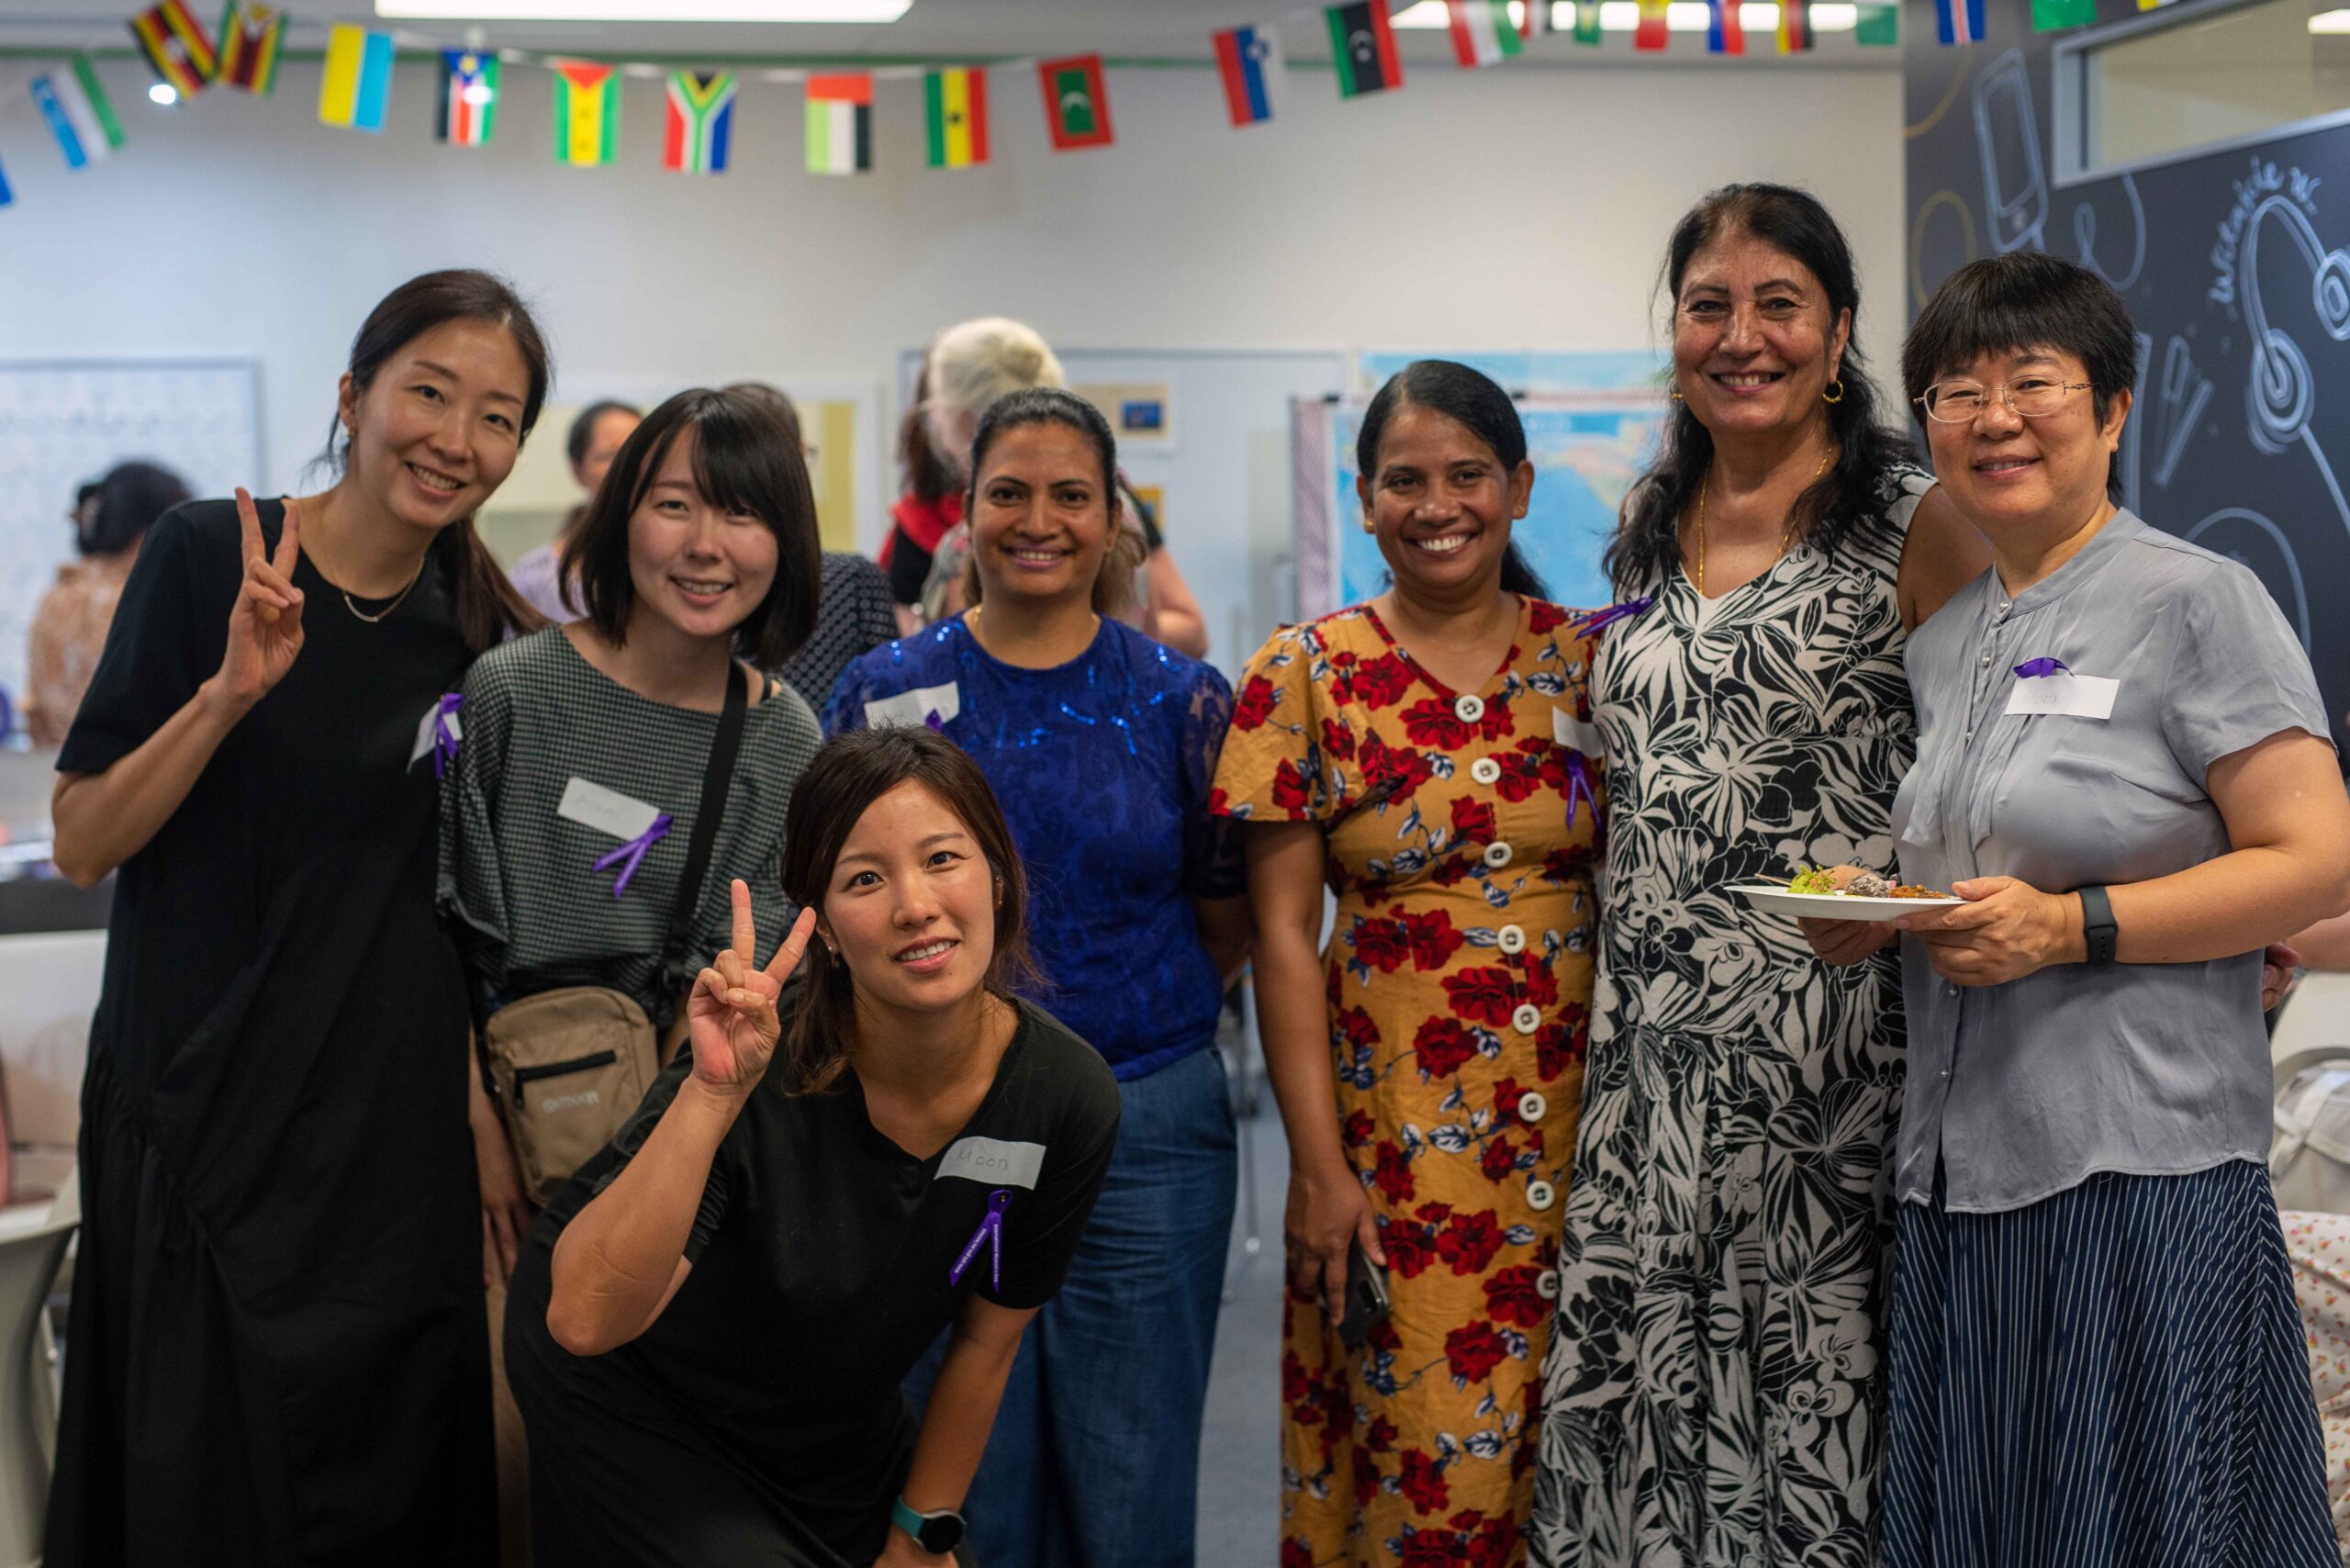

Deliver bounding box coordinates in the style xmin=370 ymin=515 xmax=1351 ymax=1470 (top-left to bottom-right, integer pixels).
xmin=905 ymin=1044 xmax=1238 ymax=1568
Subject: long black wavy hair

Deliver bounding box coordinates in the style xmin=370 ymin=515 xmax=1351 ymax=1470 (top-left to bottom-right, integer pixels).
xmin=1606 ymin=183 xmax=1915 ymax=593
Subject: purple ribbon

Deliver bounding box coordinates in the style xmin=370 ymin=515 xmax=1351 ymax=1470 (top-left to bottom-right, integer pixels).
xmin=1563 ymin=756 xmax=1598 ymax=830
xmin=592 ymin=812 xmax=672 ymax=897
xmin=923 ymin=709 xmax=946 ymax=733
xmin=949 ymin=1189 xmax=1012 ymax=1291
xmin=431 ymin=693 xmax=464 ymax=779
xmin=1569 ymin=597 xmax=1654 ymax=636
xmin=2013 ymin=657 xmax=2071 ymax=678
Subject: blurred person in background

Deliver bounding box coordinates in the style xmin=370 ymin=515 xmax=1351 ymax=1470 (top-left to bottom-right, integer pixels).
xmin=26 ymin=462 xmax=192 ymax=747
xmin=508 ymin=398 xmax=640 ymax=623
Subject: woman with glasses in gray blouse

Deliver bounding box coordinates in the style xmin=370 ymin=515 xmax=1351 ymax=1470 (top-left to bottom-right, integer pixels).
xmin=1802 ymin=251 xmax=2350 ymax=1563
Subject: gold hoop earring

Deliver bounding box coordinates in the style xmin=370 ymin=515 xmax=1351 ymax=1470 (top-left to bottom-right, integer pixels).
xmin=1669 ymin=387 xmax=1685 ymax=402
xmin=1822 ymin=379 xmax=1845 ymax=405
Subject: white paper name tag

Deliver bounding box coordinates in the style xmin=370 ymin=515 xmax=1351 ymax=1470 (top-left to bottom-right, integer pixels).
xmin=556 ymin=778 xmax=665 ymax=842
xmin=1553 ymin=706 xmax=1604 ymax=759
xmin=864 ymin=681 xmax=961 ymax=732
xmin=2003 ymin=672 xmax=2120 ymax=720
xmin=936 ymin=1137 xmax=1046 ymax=1191
xmin=409 ymin=702 xmax=462 ymax=767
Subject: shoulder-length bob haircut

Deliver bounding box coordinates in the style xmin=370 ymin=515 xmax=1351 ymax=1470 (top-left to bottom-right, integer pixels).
xmin=775 ymin=726 xmax=1041 ymax=1095
xmin=1901 ymin=250 xmax=2138 ymax=503
xmin=562 ymin=386 xmax=822 ymax=668
xmin=959 ymin=386 xmax=1144 ymax=619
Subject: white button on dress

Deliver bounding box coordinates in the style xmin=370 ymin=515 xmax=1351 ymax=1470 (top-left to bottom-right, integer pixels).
xmin=1483 ymin=842 xmax=1513 ymax=869
xmin=1526 ymin=1180 xmax=1557 ymax=1211
xmin=1470 ymin=756 xmax=1502 ymax=786
xmin=1512 ymin=1002 xmax=1542 ymax=1034
xmin=1536 ymin=1270 xmax=1560 ymax=1300
xmin=1455 ymin=694 xmax=1485 ymax=724
xmin=1496 ymin=924 xmax=1527 ymax=955
xmin=1516 ymin=1090 xmax=1549 ymax=1123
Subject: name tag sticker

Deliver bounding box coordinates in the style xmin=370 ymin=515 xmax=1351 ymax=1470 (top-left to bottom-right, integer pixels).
xmin=409 ymin=703 xmax=462 ymax=767
xmin=2003 ymin=672 xmax=2120 ymax=720
xmin=936 ymin=1137 xmax=1046 ymax=1191
xmin=556 ymin=778 xmax=666 ymax=842
xmin=1552 ymin=706 xmax=1604 ymax=759
xmin=864 ymin=681 xmax=961 ymax=732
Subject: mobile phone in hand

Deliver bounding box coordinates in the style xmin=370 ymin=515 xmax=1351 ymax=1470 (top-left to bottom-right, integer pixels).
xmin=1337 ymin=1235 xmax=1392 ymax=1349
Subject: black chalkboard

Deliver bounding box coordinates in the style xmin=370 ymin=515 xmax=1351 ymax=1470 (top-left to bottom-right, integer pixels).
xmin=1903 ymin=0 xmax=2350 ymax=752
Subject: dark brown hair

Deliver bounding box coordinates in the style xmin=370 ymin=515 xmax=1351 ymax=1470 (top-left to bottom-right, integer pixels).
xmin=563 ymin=386 xmax=822 ymax=668
xmin=958 ymin=386 xmax=1143 ymax=618
xmin=722 ymin=381 xmax=804 ymax=451
xmin=327 ymin=268 xmax=552 ymax=654
xmin=775 ymin=726 xmax=1040 ymax=1094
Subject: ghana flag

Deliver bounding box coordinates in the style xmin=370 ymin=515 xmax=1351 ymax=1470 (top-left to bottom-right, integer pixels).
xmin=924 ymin=68 xmax=988 ymax=167
xmin=554 ymin=62 xmax=620 ymax=166
xmin=1326 ymin=2 xmax=1403 ymax=97
xmin=1038 ymin=55 xmax=1113 ymax=151
xmin=216 ymin=3 xmax=284 ymax=95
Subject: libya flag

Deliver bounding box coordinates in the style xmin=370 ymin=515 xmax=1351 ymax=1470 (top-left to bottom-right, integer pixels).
xmin=1039 ymin=54 xmax=1113 ymax=150
xmin=1327 ymin=1 xmax=1403 ymax=96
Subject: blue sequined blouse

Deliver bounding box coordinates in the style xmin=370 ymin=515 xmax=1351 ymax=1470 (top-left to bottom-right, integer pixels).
xmin=824 ymin=615 xmax=1246 ymax=1081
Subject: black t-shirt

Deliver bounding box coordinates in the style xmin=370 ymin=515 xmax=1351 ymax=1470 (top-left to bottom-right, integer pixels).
xmin=509 ymin=991 xmax=1119 ymax=1550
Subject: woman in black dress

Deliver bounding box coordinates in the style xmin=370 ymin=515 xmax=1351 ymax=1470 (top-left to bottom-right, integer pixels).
xmin=508 ymin=726 xmax=1121 ymax=1568
xmin=45 ymin=269 xmax=548 ymax=1566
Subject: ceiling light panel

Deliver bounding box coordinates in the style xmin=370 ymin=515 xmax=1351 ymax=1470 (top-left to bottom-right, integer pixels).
xmin=375 ymin=0 xmax=912 ymax=20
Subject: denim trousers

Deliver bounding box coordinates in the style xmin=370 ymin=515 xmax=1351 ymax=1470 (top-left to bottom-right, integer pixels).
xmin=906 ymin=1042 xmax=1239 ymax=1568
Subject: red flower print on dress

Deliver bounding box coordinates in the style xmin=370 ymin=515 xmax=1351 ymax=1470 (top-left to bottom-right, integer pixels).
xmin=1315 ymin=1375 xmax=1353 ymax=1454
xmin=1397 ymin=1450 xmax=1450 ymax=1513
xmin=1474 ymin=703 xmax=1516 ymax=743
xmin=1371 ymin=1139 xmax=1416 ymax=1204
xmin=1537 ymin=1003 xmax=1590 ymax=1081
xmin=1335 ymin=1005 xmax=1382 ymax=1050
xmin=1359 ymin=733 xmax=1433 ymax=799
xmin=1491 ymin=1077 xmax=1528 ymax=1125
xmin=1207 ymin=786 xmax=1229 ymax=817
xmin=1320 ymin=716 xmax=1356 ymax=761
xmin=1412 ymin=1017 xmax=1479 ymax=1080
xmin=1401 ymin=698 xmax=1470 ymax=751
xmin=1492 ymin=750 xmax=1546 ymax=803
xmin=1414 ymin=1202 xmax=1453 ymax=1225
xmin=1483 ymin=1264 xmax=1549 ymax=1328
xmin=1448 ymin=796 xmax=1497 ymax=849
xmin=1281 ymin=1539 xmax=1315 ymax=1568
xmin=1468 ymin=1511 xmax=1520 ymax=1568
xmin=1399 ymin=907 xmax=1466 ymax=970
xmin=1281 ymin=1349 xmax=1314 ymax=1406
xmin=1352 ymin=1450 xmax=1382 ymax=1508
xmin=1400 ymin=1534 xmax=1456 ymax=1568
xmin=1326 ymin=647 xmax=1358 ymax=703
xmin=1351 ymin=916 xmax=1411 ymax=974
xmin=1541 ymin=844 xmax=1596 ymax=882
xmin=1441 ymin=967 xmax=1519 ymax=1030
xmin=1479 ymin=1135 xmax=1518 ymax=1184
xmin=1444 ymin=1321 xmax=1510 ymax=1383
xmin=1528 ymin=600 xmax=1568 ymax=634
xmin=1233 ymin=674 xmax=1278 ymax=732
xmin=1516 ymin=954 xmax=1560 ymax=1009
xmin=1365 ymin=1415 xmax=1399 ymax=1453
xmin=1352 ymin=653 xmax=1413 ymax=710
xmin=1438 ymin=1209 xmax=1505 ymax=1275
xmin=1270 ymin=757 xmax=1312 ymax=813
xmin=1381 ymin=1223 xmax=1436 ymax=1279
xmin=1341 ymin=1108 xmax=1375 ymax=1148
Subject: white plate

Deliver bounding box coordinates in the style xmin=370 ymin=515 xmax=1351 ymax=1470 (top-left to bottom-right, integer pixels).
xmin=1729 ymin=883 xmax=1964 ymax=922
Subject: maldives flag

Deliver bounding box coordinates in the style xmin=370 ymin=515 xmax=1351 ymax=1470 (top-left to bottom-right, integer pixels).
xmin=1326 ymin=2 xmax=1403 ymax=97
xmin=1039 ymin=54 xmax=1113 ymax=150
xmin=1213 ymin=24 xmax=1280 ymax=126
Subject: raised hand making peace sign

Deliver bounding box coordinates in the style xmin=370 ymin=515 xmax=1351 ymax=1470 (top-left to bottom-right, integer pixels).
xmin=219 ymin=487 xmax=307 ymax=708
xmin=688 ymin=879 xmax=819 ymax=1096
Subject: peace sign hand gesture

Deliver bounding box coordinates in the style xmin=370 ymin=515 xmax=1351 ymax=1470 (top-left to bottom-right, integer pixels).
xmin=217 ymin=487 xmax=306 ymax=710
xmin=687 ymin=879 xmax=818 ymax=1098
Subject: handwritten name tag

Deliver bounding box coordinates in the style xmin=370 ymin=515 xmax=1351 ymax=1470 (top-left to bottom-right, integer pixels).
xmin=936 ymin=1136 xmax=1046 ymax=1191
xmin=1553 ymin=706 xmax=1604 ymax=759
xmin=2003 ymin=672 xmax=2119 ymax=720
xmin=864 ymin=681 xmax=961 ymax=732
xmin=409 ymin=702 xmax=462 ymax=767
xmin=556 ymin=778 xmax=666 ymax=842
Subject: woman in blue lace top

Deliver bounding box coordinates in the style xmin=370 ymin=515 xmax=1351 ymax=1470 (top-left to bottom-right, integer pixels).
xmin=826 ymin=387 xmax=1248 ymax=1568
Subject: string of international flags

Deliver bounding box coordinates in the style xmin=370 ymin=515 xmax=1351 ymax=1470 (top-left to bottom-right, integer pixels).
xmin=10 ymin=0 xmax=2064 ymax=210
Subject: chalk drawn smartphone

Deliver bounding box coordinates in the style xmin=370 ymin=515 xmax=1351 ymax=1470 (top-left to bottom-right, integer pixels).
xmin=1973 ymin=51 xmax=2047 ymax=253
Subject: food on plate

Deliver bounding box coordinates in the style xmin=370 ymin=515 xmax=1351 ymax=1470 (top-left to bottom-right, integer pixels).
xmin=1784 ymin=865 xmax=1953 ymax=901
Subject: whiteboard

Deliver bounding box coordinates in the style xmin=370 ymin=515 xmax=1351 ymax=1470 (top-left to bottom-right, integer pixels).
xmin=0 ymin=359 xmax=264 ymax=718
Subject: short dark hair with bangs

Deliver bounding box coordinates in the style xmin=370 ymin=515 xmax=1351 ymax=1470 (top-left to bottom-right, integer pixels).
xmin=1902 ymin=252 xmax=2139 ymax=501
xmin=563 ymin=386 xmax=822 ymax=667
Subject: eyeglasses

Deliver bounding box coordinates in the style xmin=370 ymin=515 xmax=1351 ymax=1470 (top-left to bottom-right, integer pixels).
xmin=1914 ymin=377 xmax=2094 ymax=422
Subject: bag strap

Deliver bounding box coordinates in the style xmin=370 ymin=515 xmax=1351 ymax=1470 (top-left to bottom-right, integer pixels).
xmin=660 ymin=662 xmax=751 ymax=980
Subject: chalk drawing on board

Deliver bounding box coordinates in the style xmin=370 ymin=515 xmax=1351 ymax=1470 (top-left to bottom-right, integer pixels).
xmin=2185 ymin=508 xmax=2312 ymax=653
xmin=1972 ymin=51 xmax=2047 ymax=255
xmin=2120 ymin=333 xmax=2152 ymax=515
xmin=2232 ymin=189 xmax=2350 ymax=539
xmin=1910 ymin=188 xmax=1979 ymax=310
xmin=2072 ymin=173 xmax=2146 ymax=291
xmin=2153 ymin=336 xmax=2212 ymax=490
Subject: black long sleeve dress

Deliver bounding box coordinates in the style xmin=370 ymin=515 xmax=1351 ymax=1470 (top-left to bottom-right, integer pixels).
xmin=44 ymin=499 xmax=495 ymax=1566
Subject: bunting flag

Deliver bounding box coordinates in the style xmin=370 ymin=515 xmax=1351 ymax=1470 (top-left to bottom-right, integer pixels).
xmin=1855 ymin=2 xmax=1899 ymax=41
xmin=437 ymin=50 xmax=498 ymax=145
xmin=215 ymin=3 xmax=285 ymax=95
xmin=1039 ymin=54 xmax=1113 ymax=151
xmin=1572 ymin=0 xmax=1605 ymax=42
xmin=2138 ymin=0 xmax=2175 ymax=9
xmin=1449 ymin=0 xmax=1524 ymax=65
xmin=802 ymin=73 xmax=867 ymax=174
xmin=319 ymin=25 xmax=394 ymax=131
xmin=0 ymin=155 xmax=12 ymax=209
xmin=1776 ymin=0 xmax=1815 ymax=50
xmin=129 ymin=2 xmax=217 ymax=97
xmin=1327 ymin=2 xmax=1404 ymax=96
xmin=1707 ymin=0 xmax=1746 ymax=52
xmin=30 ymin=57 xmax=125 ymax=168
xmin=1936 ymin=0 xmax=1986 ymax=42
xmin=665 ymin=70 xmax=735 ymax=174
xmin=2031 ymin=0 xmax=2093 ymax=26
xmin=1634 ymin=0 xmax=1672 ymax=50
xmin=1520 ymin=0 xmax=1554 ymax=38
xmin=924 ymin=67 xmax=989 ymax=167
xmin=1213 ymin=24 xmax=1281 ymax=127
xmin=553 ymin=62 xmax=621 ymax=165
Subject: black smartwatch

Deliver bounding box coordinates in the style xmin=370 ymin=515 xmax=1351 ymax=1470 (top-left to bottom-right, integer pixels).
xmin=2078 ymin=884 xmax=2118 ymax=966
xmin=890 ymin=1495 xmax=967 ymax=1555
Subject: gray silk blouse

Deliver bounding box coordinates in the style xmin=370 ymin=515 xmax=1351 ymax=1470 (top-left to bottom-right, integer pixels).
xmin=1890 ymin=510 xmax=2333 ymax=1213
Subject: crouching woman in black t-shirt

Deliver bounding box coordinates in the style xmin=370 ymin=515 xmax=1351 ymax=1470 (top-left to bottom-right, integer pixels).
xmin=506 ymin=726 xmax=1121 ymax=1568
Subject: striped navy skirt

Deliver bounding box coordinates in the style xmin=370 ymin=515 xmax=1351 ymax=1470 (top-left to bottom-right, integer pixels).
xmin=1884 ymin=1159 xmax=2337 ymax=1567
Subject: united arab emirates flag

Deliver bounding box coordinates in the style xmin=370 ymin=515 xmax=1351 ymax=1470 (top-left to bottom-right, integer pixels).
xmin=1038 ymin=54 xmax=1113 ymax=151
xmin=1326 ymin=2 xmax=1403 ymax=97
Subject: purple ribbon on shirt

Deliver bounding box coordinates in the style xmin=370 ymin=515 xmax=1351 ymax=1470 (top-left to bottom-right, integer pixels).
xmin=923 ymin=710 xmax=946 ymax=733
xmin=1568 ymin=597 xmax=1654 ymax=637
xmin=431 ymin=693 xmax=464 ymax=779
xmin=592 ymin=812 xmax=672 ymax=897
xmin=2013 ymin=658 xmax=2071 ymax=678
xmin=1563 ymin=756 xmax=1598 ymax=830
xmin=949 ymin=1189 xmax=1013 ymax=1292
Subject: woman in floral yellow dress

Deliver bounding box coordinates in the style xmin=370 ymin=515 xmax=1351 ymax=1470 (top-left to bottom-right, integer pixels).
xmin=1216 ymin=361 xmax=1608 ymax=1567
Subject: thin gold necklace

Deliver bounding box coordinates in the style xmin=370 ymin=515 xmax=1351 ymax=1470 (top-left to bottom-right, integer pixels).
xmin=310 ymin=514 xmax=427 ymax=624
xmin=1693 ymin=447 xmax=1836 ymax=598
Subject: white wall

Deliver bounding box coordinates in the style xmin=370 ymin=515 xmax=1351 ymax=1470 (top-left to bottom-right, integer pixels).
xmin=0 ymin=52 xmax=1904 ymax=516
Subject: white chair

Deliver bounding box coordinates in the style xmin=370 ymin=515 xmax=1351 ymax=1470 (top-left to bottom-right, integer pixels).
xmin=2277 ymin=971 xmax=2350 ymax=1069
xmin=0 ymin=1207 xmax=73 ymax=1568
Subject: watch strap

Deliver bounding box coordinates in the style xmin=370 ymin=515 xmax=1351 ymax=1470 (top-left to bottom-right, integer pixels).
xmin=890 ymin=1495 xmax=964 ymax=1553
xmin=2078 ymin=884 xmax=2118 ymax=966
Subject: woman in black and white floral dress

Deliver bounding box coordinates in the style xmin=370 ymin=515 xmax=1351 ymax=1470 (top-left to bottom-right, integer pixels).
xmin=1528 ymin=185 xmax=1985 ymax=1568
